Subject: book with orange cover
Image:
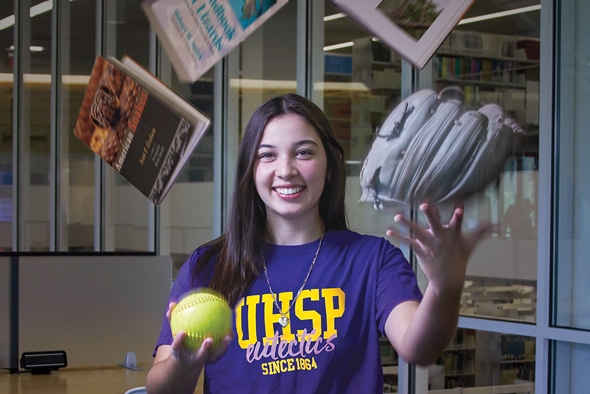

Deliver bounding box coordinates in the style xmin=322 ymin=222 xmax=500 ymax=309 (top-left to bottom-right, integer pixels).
xmin=73 ymin=55 xmax=211 ymax=204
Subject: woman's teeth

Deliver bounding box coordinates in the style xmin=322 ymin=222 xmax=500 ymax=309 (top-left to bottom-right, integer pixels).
xmin=275 ymin=187 xmax=303 ymax=195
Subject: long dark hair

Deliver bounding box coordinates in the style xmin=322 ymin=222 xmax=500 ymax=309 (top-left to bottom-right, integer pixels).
xmin=193 ymin=93 xmax=348 ymax=306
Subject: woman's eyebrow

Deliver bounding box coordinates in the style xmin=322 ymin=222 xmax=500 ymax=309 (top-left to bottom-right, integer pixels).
xmin=257 ymin=139 xmax=319 ymax=149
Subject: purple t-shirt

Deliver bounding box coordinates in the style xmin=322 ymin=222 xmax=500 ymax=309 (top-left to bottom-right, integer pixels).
xmin=155 ymin=230 xmax=422 ymax=393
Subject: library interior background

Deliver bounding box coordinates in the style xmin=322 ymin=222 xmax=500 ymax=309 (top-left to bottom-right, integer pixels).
xmin=2 ymin=0 xmax=590 ymax=392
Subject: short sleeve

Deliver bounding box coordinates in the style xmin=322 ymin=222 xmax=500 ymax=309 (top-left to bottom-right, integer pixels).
xmin=152 ymin=248 xmax=209 ymax=356
xmin=375 ymin=240 xmax=423 ymax=334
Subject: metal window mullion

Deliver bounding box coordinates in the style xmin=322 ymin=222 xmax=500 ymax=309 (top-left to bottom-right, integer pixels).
xmin=11 ymin=0 xmax=21 ymax=251
xmin=94 ymin=0 xmax=107 ymax=251
xmin=536 ymin=0 xmax=557 ymax=392
xmin=296 ymin=0 xmax=313 ymax=99
xmin=12 ymin=0 xmax=32 ymax=251
xmin=458 ymin=316 xmax=538 ymax=337
xmin=49 ymin=0 xmax=62 ymax=251
xmin=213 ymin=58 xmax=228 ymax=237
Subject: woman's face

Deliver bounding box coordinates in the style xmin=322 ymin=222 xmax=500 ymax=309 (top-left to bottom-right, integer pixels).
xmin=254 ymin=114 xmax=328 ymax=225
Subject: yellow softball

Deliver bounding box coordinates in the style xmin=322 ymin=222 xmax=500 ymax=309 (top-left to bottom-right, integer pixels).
xmin=170 ymin=289 xmax=233 ymax=351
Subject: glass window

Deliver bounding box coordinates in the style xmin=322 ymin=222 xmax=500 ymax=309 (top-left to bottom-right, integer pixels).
xmin=554 ymin=0 xmax=590 ymax=330
xmin=64 ymin=0 xmax=97 ymax=251
xmin=380 ymin=329 xmax=536 ymax=392
xmin=424 ymin=2 xmax=540 ymax=323
xmin=323 ymin=1 xmax=540 ymax=323
xmin=102 ymin=0 xmax=152 ymax=252
xmin=553 ymin=341 xmax=590 ymax=392
xmin=428 ymin=330 xmax=535 ymax=391
xmin=152 ymin=9 xmax=215 ymax=275
xmin=322 ymin=1 xmax=412 ymax=244
xmin=159 ymin=69 xmax=215 ymax=278
xmin=0 ymin=1 xmax=14 ymax=251
xmin=17 ymin=0 xmax=53 ymax=251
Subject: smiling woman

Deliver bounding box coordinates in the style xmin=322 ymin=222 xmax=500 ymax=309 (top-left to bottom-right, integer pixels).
xmin=254 ymin=113 xmax=328 ymax=232
xmin=0 ymin=0 xmax=566 ymax=392
xmin=145 ymin=93 xmax=489 ymax=394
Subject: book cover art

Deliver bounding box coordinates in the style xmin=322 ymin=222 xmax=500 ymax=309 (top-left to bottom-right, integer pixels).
xmin=115 ymin=55 xmax=212 ymax=199
xmin=74 ymin=56 xmax=190 ymax=204
xmin=140 ymin=0 xmax=288 ymax=82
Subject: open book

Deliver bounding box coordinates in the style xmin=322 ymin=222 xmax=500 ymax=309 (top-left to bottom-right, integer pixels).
xmin=73 ymin=55 xmax=211 ymax=204
xmin=330 ymin=0 xmax=474 ymax=69
xmin=141 ymin=0 xmax=288 ymax=83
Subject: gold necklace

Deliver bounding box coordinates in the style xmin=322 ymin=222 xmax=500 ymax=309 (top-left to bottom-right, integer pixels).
xmin=261 ymin=233 xmax=324 ymax=327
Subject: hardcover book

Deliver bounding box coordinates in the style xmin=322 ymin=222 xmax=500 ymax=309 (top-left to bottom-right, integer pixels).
xmin=330 ymin=0 xmax=474 ymax=69
xmin=73 ymin=55 xmax=211 ymax=204
xmin=140 ymin=0 xmax=288 ymax=83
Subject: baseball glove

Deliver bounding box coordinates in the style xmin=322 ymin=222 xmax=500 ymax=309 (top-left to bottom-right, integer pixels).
xmin=359 ymin=86 xmax=525 ymax=209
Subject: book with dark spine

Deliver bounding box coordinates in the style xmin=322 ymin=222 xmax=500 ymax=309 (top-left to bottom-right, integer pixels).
xmin=73 ymin=55 xmax=211 ymax=204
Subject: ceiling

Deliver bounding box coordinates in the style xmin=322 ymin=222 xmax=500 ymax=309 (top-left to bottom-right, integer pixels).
xmin=0 ymin=0 xmax=541 ymax=75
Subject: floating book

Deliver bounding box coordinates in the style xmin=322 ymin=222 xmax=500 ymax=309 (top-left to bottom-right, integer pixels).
xmin=141 ymin=0 xmax=288 ymax=83
xmin=330 ymin=0 xmax=474 ymax=69
xmin=73 ymin=55 xmax=211 ymax=204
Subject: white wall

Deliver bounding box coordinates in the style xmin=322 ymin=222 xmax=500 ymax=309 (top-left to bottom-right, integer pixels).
xmin=16 ymin=255 xmax=172 ymax=366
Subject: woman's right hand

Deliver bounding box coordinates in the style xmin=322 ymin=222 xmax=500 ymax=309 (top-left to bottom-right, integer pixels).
xmin=166 ymin=302 xmax=233 ymax=366
xmin=147 ymin=301 xmax=232 ymax=394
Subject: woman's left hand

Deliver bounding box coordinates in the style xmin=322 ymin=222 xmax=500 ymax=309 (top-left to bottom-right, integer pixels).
xmin=386 ymin=201 xmax=491 ymax=291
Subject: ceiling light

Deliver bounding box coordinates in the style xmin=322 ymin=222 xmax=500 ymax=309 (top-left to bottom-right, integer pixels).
xmin=0 ymin=15 xmax=15 ymax=31
xmin=459 ymin=4 xmax=541 ymax=25
xmin=7 ymin=45 xmax=46 ymax=52
xmin=30 ymin=1 xmax=53 ymax=18
xmin=0 ymin=0 xmax=76 ymax=31
xmin=324 ymin=13 xmax=345 ymax=22
xmin=323 ymin=41 xmax=354 ymax=52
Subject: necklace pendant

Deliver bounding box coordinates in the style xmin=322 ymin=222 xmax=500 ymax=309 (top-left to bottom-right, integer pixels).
xmin=279 ymin=315 xmax=289 ymax=327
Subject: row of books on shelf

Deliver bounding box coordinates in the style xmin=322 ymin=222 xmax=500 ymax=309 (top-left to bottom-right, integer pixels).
xmin=448 ymin=329 xmax=476 ymax=349
xmin=501 ymin=337 xmax=535 ymax=361
xmin=439 ymin=351 xmax=475 ymax=376
xmin=434 ymin=56 xmax=528 ymax=85
xmin=439 ymin=30 xmax=540 ymax=61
